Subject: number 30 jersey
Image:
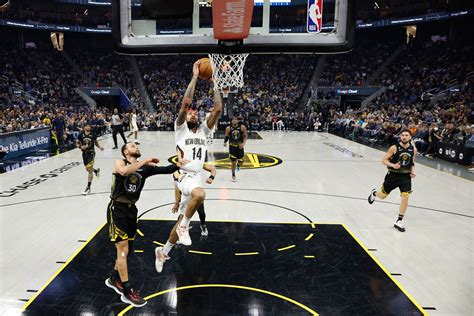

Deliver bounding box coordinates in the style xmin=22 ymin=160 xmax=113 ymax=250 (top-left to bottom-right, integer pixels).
xmin=175 ymin=120 xmax=212 ymax=174
xmin=110 ymin=159 xmax=178 ymax=203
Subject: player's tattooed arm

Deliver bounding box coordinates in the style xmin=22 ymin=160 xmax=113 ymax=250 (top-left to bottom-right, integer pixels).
xmin=207 ymin=87 xmax=222 ymax=129
xmin=177 ymin=61 xmax=200 ymax=126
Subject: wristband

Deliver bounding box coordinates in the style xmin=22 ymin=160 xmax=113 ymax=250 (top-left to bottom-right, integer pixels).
xmin=209 ymin=175 xmax=215 ymax=180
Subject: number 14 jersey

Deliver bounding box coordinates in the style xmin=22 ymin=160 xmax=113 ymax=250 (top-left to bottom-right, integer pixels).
xmin=175 ymin=120 xmax=212 ymax=174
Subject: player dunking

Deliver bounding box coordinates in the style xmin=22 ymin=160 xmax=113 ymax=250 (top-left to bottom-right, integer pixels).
xmin=172 ymin=163 xmax=216 ymax=237
xmin=105 ymin=142 xmax=184 ymax=307
xmin=76 ymin=123 xmax=103 ymax=195
xmin=154 ymin=61 xmax=222 ymax=272
xmin=368 ymin=129 xmax=416 ymax=232
xmin=224 ymin=116 xmax=248 ymax=182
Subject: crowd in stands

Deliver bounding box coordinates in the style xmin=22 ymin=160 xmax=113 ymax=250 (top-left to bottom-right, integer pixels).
xmin=138 ymin=54 xmax=317 ymax=131
xmin=1 ymin=44 xmax=85 ymax=109
xmin=318 ymin=42 xmax=396 ymax=87
xmin=0 ymin=103 xmax=111 ymax=151
xmin=378 ymin=41 xmax=473 ymax=106
xmin=1 ymin=2 xmax=112 ymax=27
xmin=1 ymin=36 xmax=472 ymax=166
xmin=70 ymin=49 xmax=145 ymax=108
xmin=326 ymin=78 xmax=473 ymax=156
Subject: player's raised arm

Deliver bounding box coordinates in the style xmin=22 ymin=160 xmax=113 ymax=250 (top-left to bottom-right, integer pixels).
xmin=206 ymin=87 xmax=222 ymax=129
xmin=177 ymin=61 xmax=200 ymax=126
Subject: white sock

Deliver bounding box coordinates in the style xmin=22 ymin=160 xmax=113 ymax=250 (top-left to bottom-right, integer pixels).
xmin=163 ymin=240 xmax=174 ymax=256
xmin=181 ymin=216 xmax=191 ymax=226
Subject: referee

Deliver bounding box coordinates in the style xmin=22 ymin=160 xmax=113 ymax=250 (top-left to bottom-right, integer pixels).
xmin=111 ymin=108 xmax=127 ymax=149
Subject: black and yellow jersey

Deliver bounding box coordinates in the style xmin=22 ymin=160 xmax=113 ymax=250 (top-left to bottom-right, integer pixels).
xmin=388 ymin=143 xmax=414 ymax=174
xmin=77 ymin=132 xmax=97 ymax=153
xmin=110 ymin=159 xmax=178 ymax=204
xmin=229 ymin=125 xmax=244 ymax=146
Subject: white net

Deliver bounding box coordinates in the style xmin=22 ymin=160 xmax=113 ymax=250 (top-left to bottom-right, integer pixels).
xmin=208 ymin=53 xmax=249 ymax=91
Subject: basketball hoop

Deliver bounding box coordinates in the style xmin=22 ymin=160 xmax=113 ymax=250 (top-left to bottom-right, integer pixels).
xmin=208 ymin=53 xmax=249 ymax=91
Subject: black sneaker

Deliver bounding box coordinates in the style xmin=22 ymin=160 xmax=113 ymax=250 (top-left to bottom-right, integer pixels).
xmin=368 ymin=188 xmax=376 ymax=204
xmin=82 ymin=187 xmax=91 ymax=196
xmin=94 ymin=168 xmax=101 ymax=179
xmin=121 ymin=288 xmax=147 ymax=307
xmin=135 ymin=141 xmax=140 ymax=145
xmin=112 ymin=146 xmax=118 ymax=149
xmin=105 ymin=277 xmax=123 ymax=295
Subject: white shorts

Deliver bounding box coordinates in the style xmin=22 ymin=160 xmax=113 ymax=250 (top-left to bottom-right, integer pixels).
xmin=177 ymin=191 xmax=191 ymax=216
xmin=131 ymin=124 xmax=138 ymax=132
xmin=176 ymin=172 xmax=202 ymax=195
xmin=174 ymin=172 xmax=202 ymax=215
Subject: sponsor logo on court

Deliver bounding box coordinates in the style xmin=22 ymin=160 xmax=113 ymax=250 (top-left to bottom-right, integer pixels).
xmin=168 ymin=152 xmax=282 ymax=170
xmin=0 ymin=162 xmax=81 ymax=197
xmin=323 ymin=142 xmax=363 ymax=158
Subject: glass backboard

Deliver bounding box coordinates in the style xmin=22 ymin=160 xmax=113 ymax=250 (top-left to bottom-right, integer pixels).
xmin=112 ymin=0 xmax=354 ymax=55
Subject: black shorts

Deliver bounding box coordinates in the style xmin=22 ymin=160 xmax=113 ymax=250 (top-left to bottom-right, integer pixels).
xmin=229 ymin=145 xmax=244 ymax=161
xmin=107 ymin=200 xmax=138 ymax=242
xmin=381 ymin=171 xmax=412 ymax=196
xmin=82 ymin=151 xmax=95 ymax=168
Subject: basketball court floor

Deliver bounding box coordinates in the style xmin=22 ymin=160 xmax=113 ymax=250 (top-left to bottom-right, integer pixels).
xmin=0 ymin=132 xmax=472 ymax=315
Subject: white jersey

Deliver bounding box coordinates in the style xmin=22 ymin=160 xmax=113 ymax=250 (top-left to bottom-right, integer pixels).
xmin=205 ymin=113 xmax=216 ymax=145
xmin=131 ymin=113 xmax=138 ymax=129
xmin=175 ymin=120 xmax=212 ymax=174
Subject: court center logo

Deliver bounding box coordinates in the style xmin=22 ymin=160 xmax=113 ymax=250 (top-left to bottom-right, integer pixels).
xmin=168 ymin=152 xmax=282 ymax=170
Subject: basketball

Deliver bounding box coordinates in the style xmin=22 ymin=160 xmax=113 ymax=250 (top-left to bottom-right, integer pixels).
xmin=198 ymin=57 xmax=213 ymax=80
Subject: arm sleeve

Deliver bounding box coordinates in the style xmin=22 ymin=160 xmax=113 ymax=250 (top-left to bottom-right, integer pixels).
xmin=143 ymin=164 xmax=179 ymax=177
